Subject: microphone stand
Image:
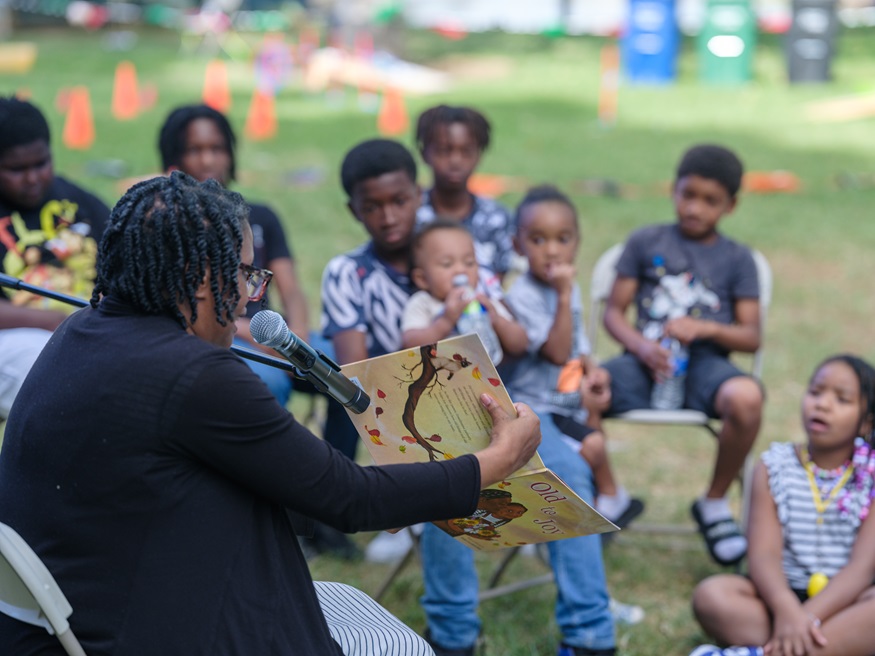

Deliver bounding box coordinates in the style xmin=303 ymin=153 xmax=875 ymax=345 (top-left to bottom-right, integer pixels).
xmin=0 ymin=272 xmax=298 ymax=375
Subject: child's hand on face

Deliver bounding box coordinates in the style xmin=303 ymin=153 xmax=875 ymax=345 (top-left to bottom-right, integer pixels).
xmin=545 ymin=263 xmax=576 ymax=296
xmin=442 ymin=286 xmax=470 ymax=325
xmin=581 ymin=367 xmax=611 ymax=412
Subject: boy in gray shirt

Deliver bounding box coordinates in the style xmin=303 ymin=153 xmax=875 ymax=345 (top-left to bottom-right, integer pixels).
xmin=603 ymin=144 xmax=763 ymax=567
xmin=503 ymin=185 xmax=643 ymax=528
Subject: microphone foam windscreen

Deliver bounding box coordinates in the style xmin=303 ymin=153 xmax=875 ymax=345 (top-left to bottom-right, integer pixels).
xmin=249 ymin=310 xmax=286 ymax=348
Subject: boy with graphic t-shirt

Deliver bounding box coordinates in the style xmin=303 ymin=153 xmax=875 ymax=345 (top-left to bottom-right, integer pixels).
xmin=414 ymin=104 xmax=515 ymax=281
xmin=0 ymin=97 xmax=110 ymax=418
xmin=602 ymin=144 xmax=763 ymax=568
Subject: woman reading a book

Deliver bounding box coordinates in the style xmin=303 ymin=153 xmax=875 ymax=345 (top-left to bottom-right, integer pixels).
xmin=0 ymin=173 xmax=541 ymax=656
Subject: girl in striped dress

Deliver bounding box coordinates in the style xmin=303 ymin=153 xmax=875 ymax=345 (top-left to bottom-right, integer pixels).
xmin=688 ymin=354 xmax=875 ymax=656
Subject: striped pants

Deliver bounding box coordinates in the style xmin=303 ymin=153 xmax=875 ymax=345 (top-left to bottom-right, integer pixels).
xmin=314 ymin=581 xmax=435 ymax=656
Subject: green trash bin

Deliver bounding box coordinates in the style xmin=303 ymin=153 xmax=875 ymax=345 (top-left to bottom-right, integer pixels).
xmin=698 ymin=0 xmax=756 ymax=84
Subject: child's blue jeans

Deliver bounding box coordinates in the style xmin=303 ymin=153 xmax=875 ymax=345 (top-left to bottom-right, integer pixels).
xmin=419 ymin=412 xmax=616 ymax=651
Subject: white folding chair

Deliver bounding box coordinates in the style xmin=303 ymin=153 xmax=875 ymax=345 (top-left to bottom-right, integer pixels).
xmin=0 ymin=522 xmax=87 ymax=656
xmin=589 ymin=243 xmax=772 ymax=532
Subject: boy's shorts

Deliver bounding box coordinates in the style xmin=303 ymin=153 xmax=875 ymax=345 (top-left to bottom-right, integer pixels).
xmin=603 ymin=351 xmax=751 ymax=419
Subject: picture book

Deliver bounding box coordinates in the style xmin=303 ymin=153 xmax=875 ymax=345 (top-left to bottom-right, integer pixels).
xmin=340 ymin=334 xmax=617 ymax=551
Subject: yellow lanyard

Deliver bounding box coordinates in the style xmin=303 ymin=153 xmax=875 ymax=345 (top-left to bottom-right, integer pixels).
xmin=799 ymin=447 xmax=853 ymax=524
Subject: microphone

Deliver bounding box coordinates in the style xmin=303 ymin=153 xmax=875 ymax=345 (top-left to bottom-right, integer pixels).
xmin=250 ymin=310 xmax=370 ymax=414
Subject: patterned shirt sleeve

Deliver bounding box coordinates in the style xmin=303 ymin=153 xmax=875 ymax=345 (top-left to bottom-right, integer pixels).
xmin=321 ymin=255 xmax=366 ymax=339
xmin=490 ymin=203 xmax=515 ymax=274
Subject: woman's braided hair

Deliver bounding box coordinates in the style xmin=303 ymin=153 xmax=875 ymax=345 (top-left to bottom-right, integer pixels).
xmin=91 ymin=171 xmax=247 ymax=328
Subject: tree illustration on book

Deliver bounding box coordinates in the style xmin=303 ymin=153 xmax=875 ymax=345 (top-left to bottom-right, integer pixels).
xmin=341 ymin=334 xmax=617 ymax=550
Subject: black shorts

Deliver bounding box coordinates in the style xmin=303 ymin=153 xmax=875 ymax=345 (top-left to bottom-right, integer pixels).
xmin=550 ymin=413 xmax=597 ymax=443
xmin=602 ymin=350 xmax=754 ymax=419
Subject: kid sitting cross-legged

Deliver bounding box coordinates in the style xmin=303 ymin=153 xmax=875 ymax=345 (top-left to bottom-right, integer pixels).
xmin=501 ymin=185 xmax=644 ymax=529
xmin=401 ymin=219 xmax=526 ymax=363
xmin=689 ymin=354 xmax=875 ymax=656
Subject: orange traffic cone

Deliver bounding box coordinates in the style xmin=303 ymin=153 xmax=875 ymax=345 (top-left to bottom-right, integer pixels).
xmin=377 ymin=87 xmax=408 ymax=136
xmin=598 ymin=44 xmax=620 ymax=128
xmin=203 ymin=60 xmax=231 ymax=113
xmin=62 ymin=86 xmax=95 ymax=150
xmin=111 ymin=60 xmax=139 ymax=120
xmin=244 ymin=90 xmax=277 ymax=141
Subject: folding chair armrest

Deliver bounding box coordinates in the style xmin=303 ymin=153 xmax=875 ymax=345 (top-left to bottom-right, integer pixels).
xmin=612 ymin=409 xmax=711 ymax=425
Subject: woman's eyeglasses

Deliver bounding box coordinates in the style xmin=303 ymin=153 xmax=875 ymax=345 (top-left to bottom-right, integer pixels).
xmin=239 ymin=263 xmax=273 ymax=302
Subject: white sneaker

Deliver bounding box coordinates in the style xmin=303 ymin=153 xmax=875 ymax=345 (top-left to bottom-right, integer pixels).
xmin=518 ymin=544 xmax=538 ymax=557
xmin=688 ymin=647 xmax=762 ymax=656
xmin=364 ymin=527 xmax=415 ymax=564
xmin=688 ymin=647 xmax=722 ymax=656
xmin=609 ymin=597 xmax=645 ymax=625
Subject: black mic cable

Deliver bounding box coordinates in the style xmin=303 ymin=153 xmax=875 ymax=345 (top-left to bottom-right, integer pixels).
xmin=0 ymin=272 xmax=297 ymax=374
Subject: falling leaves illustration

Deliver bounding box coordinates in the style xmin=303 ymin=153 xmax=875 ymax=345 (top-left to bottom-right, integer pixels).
xmin=472 ymin=366 xmax=482 ymax=380
xmin=487 ymin=378 xmax=500 ymax=387
xmin=364 ymin=425 xmax=384 ymax=445
xmin=426 ymin=434 xmax=442 ymax=442
xmin=375 ymin=407 xmax=384 ymax=417
xmin=399 ymin=445 xmax=407 ymax=453
xmin=377 ymin=389 xmax=386 ymax=399
xmin=401 ymin=435 xmax=416 ymax=444
xmin=443 ymin=452 xmax=455 ymax=460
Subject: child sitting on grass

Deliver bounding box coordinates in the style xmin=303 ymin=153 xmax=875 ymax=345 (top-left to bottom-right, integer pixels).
xmin=502 ymin=185 xmax=644 ymax=528
xmin=400 ymin=219 xmax=526 ymax=363
xmin=414 ymin=104 xmax=517 ymax=281
xmin=689 ymin=354 xmax=875 ymax=656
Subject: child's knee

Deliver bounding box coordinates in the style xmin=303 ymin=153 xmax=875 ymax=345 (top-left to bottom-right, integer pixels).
xmin=691 ymin=576 xmax=730 ymax=621
xmin=716 ymin=376 xmax=763 ymax=420
xmin=579 ymin=430 xmax=606 ymax=462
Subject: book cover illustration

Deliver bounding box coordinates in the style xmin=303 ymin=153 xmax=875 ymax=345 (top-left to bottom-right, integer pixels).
xmin=341 ymin=334 xmax=617 ymax=550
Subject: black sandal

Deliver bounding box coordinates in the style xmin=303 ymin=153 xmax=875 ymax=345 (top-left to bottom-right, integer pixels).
xmin=601 ymin=498 xmax=645 ymax=545
xmin=690 ymin=502 xmax=746 ymax=567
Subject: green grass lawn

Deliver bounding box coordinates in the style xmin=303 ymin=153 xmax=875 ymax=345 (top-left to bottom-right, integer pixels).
xmin=3 ymin=22 xmax=875 ymax=655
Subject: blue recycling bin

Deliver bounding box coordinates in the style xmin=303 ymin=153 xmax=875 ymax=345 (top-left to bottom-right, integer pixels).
xmin=622 ymin=0 xmax=679 ymax=84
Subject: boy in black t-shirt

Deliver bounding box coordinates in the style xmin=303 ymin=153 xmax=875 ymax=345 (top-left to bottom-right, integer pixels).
xmin=603 ymin=144 xmax=763 ymax=567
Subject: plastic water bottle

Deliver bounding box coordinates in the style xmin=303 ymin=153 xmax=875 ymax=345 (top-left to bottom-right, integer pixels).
xmin=452 ymin=274 xmax=504 ymax=365
xmin=650 ymin=338 xmax=689 ymax=410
